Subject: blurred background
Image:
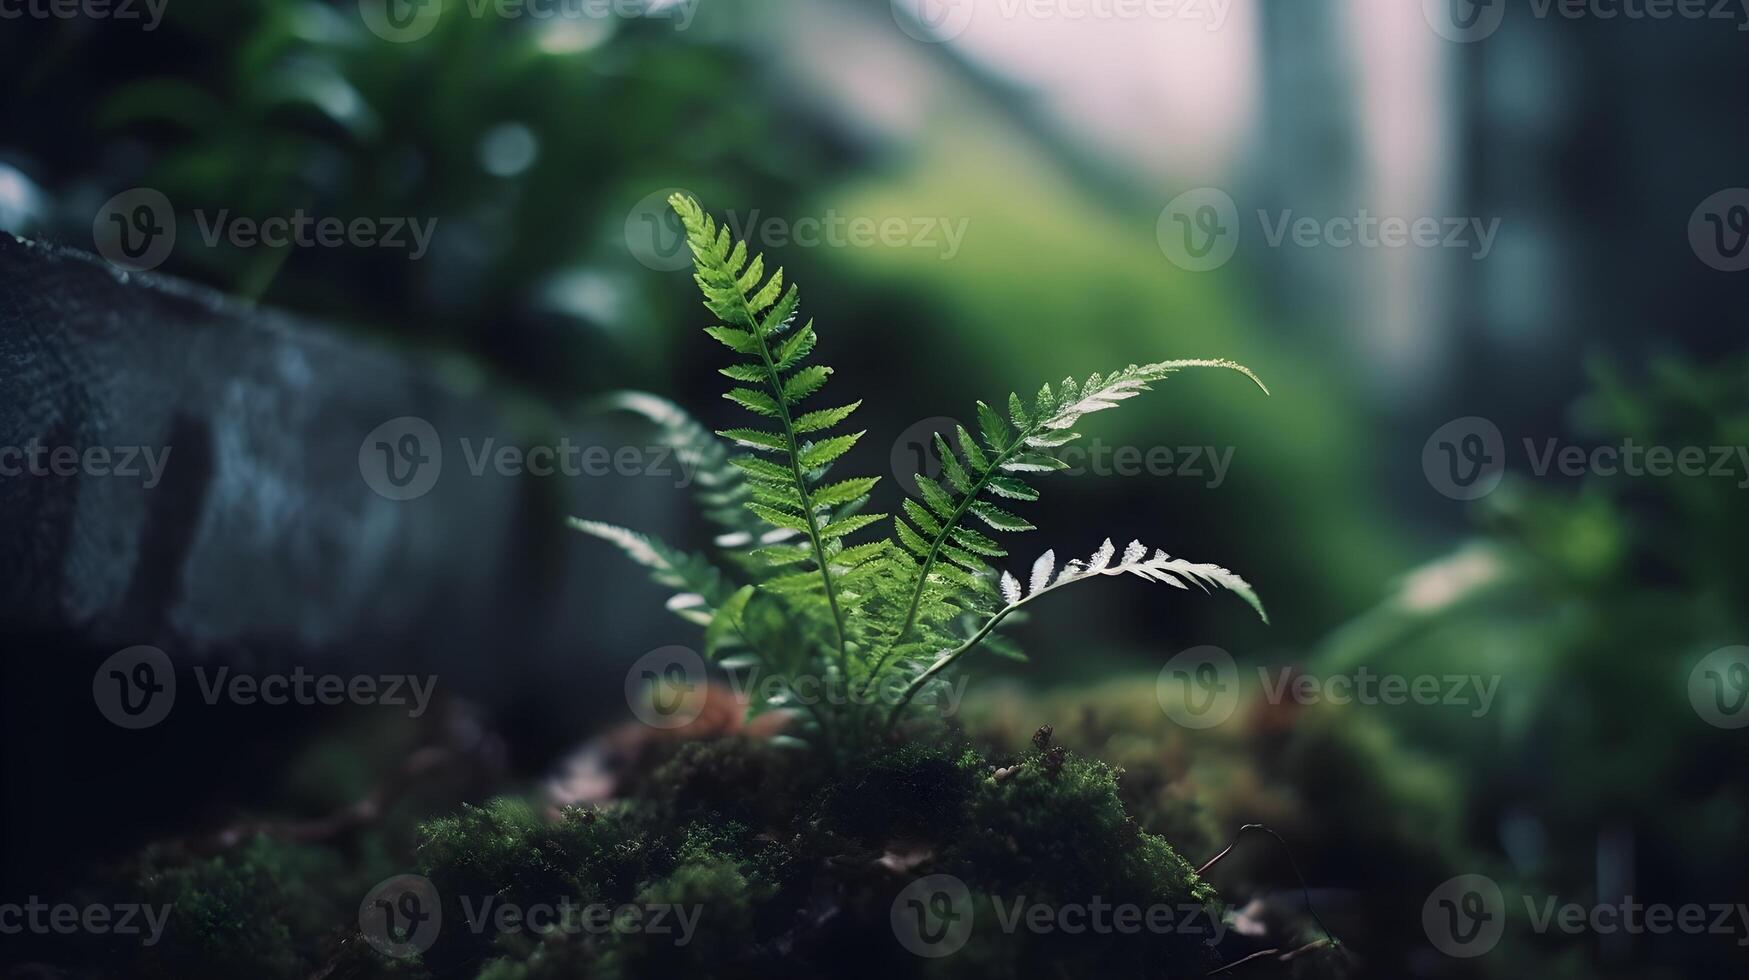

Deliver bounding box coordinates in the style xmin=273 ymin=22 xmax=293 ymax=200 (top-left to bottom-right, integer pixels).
xmin=2 ymin=0 xmax=1746 ymax=977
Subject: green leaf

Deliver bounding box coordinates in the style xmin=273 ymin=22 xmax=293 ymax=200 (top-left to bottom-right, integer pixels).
xmin=1007 ymin=392 xmax=1031 ymax=429
xmin=747 ymin=268 xmax=785 ymax=313
xmin=704 ymin=325 xmax=759 ymax=354
xmin=798 ymin=432 xmax=863 ymax=469
xmin=934 ymin=434 xmax=972 ymax=493
xmin=812 ymin=477 xmax=880 ymax=508
xmin=831 ymin=541 xmax=891 ymax=568
xmin=704 ymin=585 xmax=756 ymax=658
xmin=916 ymin=477 xmax=957 ymax=520
xmin=760 ymin=284 xmax=800 ymax=336
xmin=894 ymin=516 xmax=931 ymax=557
xmin=747 ymin=503 xmax=811 ymax=532
xmin=976 ymin=400 xmax=1012 ymax=451
xmin=718 ymin=363 xmax=766 ymax=383
xmin=735 ymin=253 xmax=765 ymax=294
xmin=949 ymin=525 xmax=1005 ymax=557
xmin=794 ymin=401 xmax=860 ymax=434
xmin=748 ymin=481 xmax=804 ymax=510
xmin=903 ymin=498 xmax=942 ymax=536
xmin=774 ymin=321 xmax=816 ymax=370
xmin=819 ymin=513 xmax=886 ymax=541
xmin=782 ymin=365 xmax=832 ymax=403
xmin=955 ymin=424 xmax=989 ymax=473
xmin=969 ymin=500 xmax=1035 ymax=532
xmin=718 ymin=428 xmax=786 ymax=452
xmin=750 ymin=545 xmax=812 ymax=566
xmin=725 ymin=388 xmax=782 ymax=417
xmin=730 ymin=456 xmax=793 ymax=484
xmin=984 ymin=476 xmax=1040 ymax=501
xmin=1000 ymin=453 xmax=1068 ymax=472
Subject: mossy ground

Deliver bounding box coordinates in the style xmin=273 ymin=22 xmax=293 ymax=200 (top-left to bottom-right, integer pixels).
xmin=66 ymin=728 xmax=1241 ymax=980
xmin=37 ymin=677 xmax=1490 ymax=980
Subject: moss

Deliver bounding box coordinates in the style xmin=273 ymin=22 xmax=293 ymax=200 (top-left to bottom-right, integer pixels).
xmin=818 ymin=742 xmax=982 ymax=840
xmin=88 ymin=731 xmax=1232 ymax=980
xmin=124 ymin=835 xmax=351 ymax=980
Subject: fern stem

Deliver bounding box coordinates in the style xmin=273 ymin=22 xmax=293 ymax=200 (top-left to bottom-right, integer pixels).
xmin=883 ymin=593 xmax=1031 ymax=731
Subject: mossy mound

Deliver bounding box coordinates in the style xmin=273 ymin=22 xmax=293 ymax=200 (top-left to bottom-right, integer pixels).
xmin=77 ymin=736 xmax=1225 ymax=980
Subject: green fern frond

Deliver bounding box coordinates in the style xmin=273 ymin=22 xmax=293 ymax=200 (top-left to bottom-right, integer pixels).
xmin=574 ymin=194 xmax=1269 ymax=752
xmin=875 ymin=359 xmax=1268 ymax=673
xmin=589 ymin=391 xmax=788 ymax=549
xmin=885 ymin=537 xmax=1266 ymax=727
xmin=669 ymin=193 xmax=886 ymax=665
xmin=566 ymin=518 xmax=731 ymax=627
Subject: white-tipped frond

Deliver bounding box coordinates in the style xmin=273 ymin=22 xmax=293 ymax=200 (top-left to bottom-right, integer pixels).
xmin=997 ymin=536 xmax=1268 ymax=623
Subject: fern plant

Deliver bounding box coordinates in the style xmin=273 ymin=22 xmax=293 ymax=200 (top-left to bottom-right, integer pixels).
xmin=576 ymin=194 xmax=1268 ymax=748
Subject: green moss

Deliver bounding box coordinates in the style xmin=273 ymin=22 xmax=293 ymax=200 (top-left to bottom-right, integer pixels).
xmin=125 ymin=835 xmax=350 ymax=980
xmin=89 ymin=732 xmax=1231 ymax=980
xmin=959 ymin=751 xmax=1212 ymax=904
xmin=819 ymin=742 xmax=982 ymax=840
